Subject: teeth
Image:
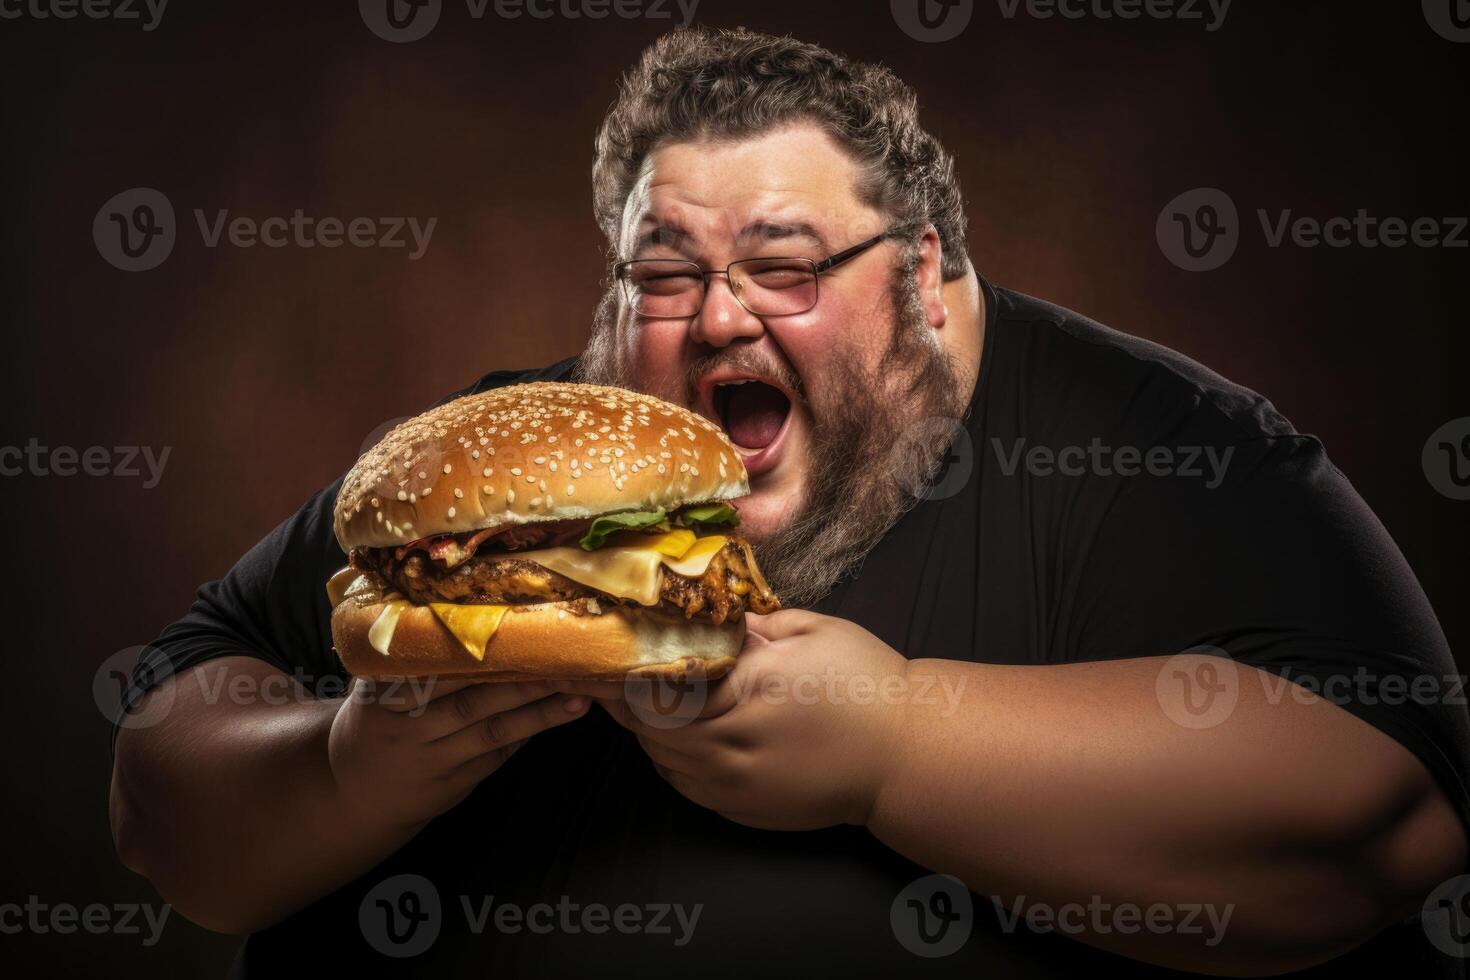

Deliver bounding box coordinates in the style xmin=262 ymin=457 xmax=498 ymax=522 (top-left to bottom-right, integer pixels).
xmin=714 ymin=379 xmax=751 ymax=387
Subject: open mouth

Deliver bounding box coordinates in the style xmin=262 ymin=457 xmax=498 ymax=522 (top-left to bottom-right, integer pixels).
xmin=714 ymin=380 xmax=791 ymax=451
xmin=703 ymin=377 xmax=794 ymax=477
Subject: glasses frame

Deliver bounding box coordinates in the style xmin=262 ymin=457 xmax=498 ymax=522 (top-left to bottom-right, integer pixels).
xmin=612 ymin=227 xmax=905 ymax=319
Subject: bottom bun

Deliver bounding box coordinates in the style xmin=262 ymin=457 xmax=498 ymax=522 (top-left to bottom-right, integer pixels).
xmin=332 ymin=598 xmax=742 ymax=681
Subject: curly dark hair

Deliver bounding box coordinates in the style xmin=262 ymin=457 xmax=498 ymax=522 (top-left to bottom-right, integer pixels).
xmin=592 ymin=26 xmax=971 ymax=281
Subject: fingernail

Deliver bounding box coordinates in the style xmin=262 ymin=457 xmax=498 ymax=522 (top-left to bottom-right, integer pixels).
xmin=564 ymin=696 xmax=587 ymax=713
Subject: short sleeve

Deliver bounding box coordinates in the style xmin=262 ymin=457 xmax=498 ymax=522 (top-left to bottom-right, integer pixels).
xmin=1070 ymin=433 xmax=1470 ymax=845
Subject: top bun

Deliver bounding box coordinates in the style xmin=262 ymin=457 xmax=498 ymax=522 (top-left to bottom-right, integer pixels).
xmin=335 ymin=382 xmax=748 ymax=550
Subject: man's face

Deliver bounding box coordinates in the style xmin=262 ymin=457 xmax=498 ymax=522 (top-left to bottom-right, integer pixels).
xmin=610 ymin=124 xmax=898 ymax=541
xmin=582 ymin=122 xmax=966 ymax=606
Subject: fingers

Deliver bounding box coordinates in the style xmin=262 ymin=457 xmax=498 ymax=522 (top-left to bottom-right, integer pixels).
xmin=419 ymin=680 xmax=558 ymax=740
xmin=351 ymin=674 xmax=493 ymax=714
xmin=431 ymin=693 xmax=590 ymax=765
xmin=546 ymin=679 xmax=629 ymax=701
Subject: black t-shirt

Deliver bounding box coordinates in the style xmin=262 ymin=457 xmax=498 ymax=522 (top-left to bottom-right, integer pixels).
xmin=117 ymin=282 xmax=1470 ymax=978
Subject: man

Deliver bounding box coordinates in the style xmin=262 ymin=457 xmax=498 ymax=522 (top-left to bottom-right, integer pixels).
xmin=110 ymin=26 xmax=1469 ymax=978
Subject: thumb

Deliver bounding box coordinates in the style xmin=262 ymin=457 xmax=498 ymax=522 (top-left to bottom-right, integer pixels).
xmin=745 ymin=608 xmax=826 ymax=641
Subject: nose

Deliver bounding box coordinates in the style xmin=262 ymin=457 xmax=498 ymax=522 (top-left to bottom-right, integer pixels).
xmin=689 ymin=273 xmax=765 ymax=349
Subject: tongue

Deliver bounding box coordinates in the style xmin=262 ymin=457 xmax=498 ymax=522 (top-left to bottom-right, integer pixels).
xmin=724 ymin=383 xmax=789 ymax=449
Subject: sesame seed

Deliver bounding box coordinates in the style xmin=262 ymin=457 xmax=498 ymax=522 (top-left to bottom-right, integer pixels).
xmin=448 ymin=506 xmax=456 ymax=518
xmin=506 ymin=488 xmax=515 ymax=503
xmin=454 ymin=487 xmax=463 ymax=498
xmin=397 ymin=490 xmax=407 ymax=501
xmin=510 ymin=467 xmax=522 ymax=476
xmin=442 ymin=463 xmax=452 ymax=474
xmin=526 ymin=474 xmax=536 ymax=484
xmin=482 ymin=467 xmax=492 ymax=478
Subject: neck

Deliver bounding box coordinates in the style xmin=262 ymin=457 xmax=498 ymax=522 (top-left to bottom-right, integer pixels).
xmin=941 ymin=267 xmax=986 ymax=410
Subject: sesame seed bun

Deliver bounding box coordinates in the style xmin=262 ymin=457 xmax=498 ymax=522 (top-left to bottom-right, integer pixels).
xmin=332 ymin=598 xmax=741 ymax=681
xmin=334 ymin=382 xmax=748 ymax=551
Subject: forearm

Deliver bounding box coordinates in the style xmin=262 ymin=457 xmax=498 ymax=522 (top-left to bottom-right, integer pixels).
xmin=110 ymin=658 xmax=421 ymax=933
xmin=866 ymin=656 xmax=1460 ymax=974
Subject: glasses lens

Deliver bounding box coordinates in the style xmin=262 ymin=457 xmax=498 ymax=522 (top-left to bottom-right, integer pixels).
xmin=622 ymin=260 xmax=703 ymax=317
xmin=730 ymin=257 xmax=818 ymax=315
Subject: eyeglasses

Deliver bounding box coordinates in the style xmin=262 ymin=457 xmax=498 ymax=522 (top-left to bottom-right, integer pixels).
xmin=613 ymin=229 xmax=903 ymax=319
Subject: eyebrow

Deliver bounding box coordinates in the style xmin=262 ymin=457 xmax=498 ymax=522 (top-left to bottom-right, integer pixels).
xmin=630 ymin=219 xmax=832 ymax=259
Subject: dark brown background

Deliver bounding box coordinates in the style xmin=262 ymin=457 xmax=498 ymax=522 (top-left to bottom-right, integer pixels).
xmin=1 ymin=0 xmax=1465 ymax=974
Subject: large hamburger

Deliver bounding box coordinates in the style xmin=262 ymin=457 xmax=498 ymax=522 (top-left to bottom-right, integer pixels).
xmin=327 ymin=382 xmax=781 ymax=680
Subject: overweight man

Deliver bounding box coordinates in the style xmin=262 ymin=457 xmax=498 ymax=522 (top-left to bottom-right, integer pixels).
xmin=111 ymin=26 xmax=1470 ymax=978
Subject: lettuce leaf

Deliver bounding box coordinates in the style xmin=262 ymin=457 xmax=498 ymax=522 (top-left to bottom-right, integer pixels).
xmin=578 ymin=509 xmax=667 ymax=550
xmin=672 ymin=502 xmax=740 ymax=528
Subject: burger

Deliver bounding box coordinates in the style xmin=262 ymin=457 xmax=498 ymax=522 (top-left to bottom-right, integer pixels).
xmin=327 ymin=382 xmax=781 ymax=680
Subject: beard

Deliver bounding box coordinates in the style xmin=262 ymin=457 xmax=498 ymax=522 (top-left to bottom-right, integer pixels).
xmin=576 ymin=255 xmax=970 ymax=607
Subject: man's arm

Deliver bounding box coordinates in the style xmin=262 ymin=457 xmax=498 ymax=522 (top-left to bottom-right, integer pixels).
xmin=599 ymin=611 xmax=1467 ymax=977
xmin=110 ymin=656 xmax=593 ymax=934
xmin=868 ymin=652 xmax=1467 ymax=975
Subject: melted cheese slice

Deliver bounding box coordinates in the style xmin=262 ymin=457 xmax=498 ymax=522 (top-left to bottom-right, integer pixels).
xmin=326 ymin=567 xmax=365 ymax=607
xmin=368 ymin=601 xmax=408 ymax=655
xmin=515 ymin=533 xmax=730 ymax=607
xmin=429 ymin=603 xmax=509 ymax=661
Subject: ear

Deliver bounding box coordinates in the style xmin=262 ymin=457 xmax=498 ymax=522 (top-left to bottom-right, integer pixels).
xmin=914 ymin=225 xmax=948 ymax=330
